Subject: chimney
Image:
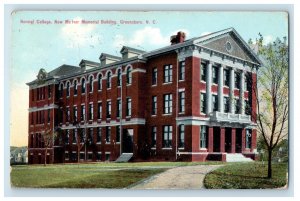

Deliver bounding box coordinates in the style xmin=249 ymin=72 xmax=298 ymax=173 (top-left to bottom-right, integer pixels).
xmin=170 ymin=31 xmax=186 ymax=45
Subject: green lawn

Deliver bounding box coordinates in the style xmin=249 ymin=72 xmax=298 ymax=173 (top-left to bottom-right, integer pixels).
xmin=11 ymin=161 xmax=223 ymax=188
xmin=204 ymin=162 xmax=288 ymax=189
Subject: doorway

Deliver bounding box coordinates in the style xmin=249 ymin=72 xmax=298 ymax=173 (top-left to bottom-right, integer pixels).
xmin=236 ymin=128 xmax=242 ymax=153
xmin=225 ymin=128 xmax=232 ymax=153
xmin=122 ymin=129 xmax=133 ymax=153
xmin=213 ymin=127 xmax=220 ymax=152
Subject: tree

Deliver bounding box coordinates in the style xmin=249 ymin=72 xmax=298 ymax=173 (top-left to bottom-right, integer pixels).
xmin=41 ymin=128 xmax=59 ymax=166
xmin=253 ymin=34 xmax=288 ymax=178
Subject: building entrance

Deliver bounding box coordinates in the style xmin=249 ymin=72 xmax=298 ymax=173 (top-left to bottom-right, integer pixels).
xmin=236 ymin=128 xmax=242 ymax=153
xmin=225 ymin=128 xmax=232 ymax=153
xmin=122 ymin=129 xmax=133 ymax=153
xmin=213 ymin=127 xmax=220 ymax=152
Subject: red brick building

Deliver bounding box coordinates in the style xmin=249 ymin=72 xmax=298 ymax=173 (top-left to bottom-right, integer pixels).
xmin=27 ymin=28 xmax=261 ymax=164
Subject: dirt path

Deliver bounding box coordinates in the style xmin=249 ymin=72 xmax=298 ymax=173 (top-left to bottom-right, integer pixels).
xmin=130 ymin=165 xmax=222 ymax=189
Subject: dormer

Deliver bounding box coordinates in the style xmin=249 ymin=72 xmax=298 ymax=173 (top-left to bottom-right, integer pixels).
xmin=120 ymin=46 xmax=145 ymax=60
xmin=99 ymin=53 xmax=122 ymax=67
xmin=79 ymin=59 xmax=100 ymax=70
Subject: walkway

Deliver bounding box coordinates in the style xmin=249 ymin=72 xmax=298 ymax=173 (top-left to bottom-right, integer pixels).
xmin=130 ymin=165 xmax=222 ymax=189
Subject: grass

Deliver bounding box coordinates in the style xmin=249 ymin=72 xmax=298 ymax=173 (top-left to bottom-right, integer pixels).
xmin=10 ymin=161 xmax=223 ymax=188
xmin=204 ymin=162 xmax=288 ymax=189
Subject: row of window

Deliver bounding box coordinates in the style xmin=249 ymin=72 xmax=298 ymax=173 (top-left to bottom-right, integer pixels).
xmin=65 ymin=151 xmax=111 ymax=161
xmin=151 ymin=61 xmax=186 ymax=86
xmin=30 ymin=109 xmax=51 ymax=125
xmin=59 ymin=67 xmax=132 ymax=98
xmin=200 ymin=93 xmax=251 ymax=114
xmin=151 ymin=92 xmax=185 ymax=115
xmin=62 ymin=98 xmax=132 ymax=123
xmin=201 ymin=63 xmax=251 ymax=90
xmin=63 ymin=126 xmax=120 ymax=145
xmin=32 ymin=85 xmax=52 ymax=101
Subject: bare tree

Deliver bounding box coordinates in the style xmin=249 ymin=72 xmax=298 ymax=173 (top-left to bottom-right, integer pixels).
xmin=251 ymin=34 xmax=288 ymax=178
xmin=41 ymin=128 xmax=55 ymax=166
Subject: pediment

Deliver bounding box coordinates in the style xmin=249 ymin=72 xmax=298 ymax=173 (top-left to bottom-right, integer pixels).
xmin=198 ymin=32 xmax=259 ymax=64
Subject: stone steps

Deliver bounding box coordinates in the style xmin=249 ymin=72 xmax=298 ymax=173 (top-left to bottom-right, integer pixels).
xmin=115 ymin=153 xmax=133 ymax=163
xmin=226 ymin=153 xmax=253 ymax=162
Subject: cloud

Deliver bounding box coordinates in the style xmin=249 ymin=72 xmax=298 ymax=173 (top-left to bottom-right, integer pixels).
xmin=61 ymin=17 xmax=102 ymax=48
xmin=113 ymin=27 xmax=190 ymax=50
xmin=263 ymin=35 xmax=275 ymax=45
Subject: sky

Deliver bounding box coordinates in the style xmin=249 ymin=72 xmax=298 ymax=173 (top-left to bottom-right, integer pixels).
xmin=10 ymin=11 xmax=288 ymax=147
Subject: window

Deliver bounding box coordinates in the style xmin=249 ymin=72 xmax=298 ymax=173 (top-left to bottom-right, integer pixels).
xmin=126 ymin=98 xmax=132 ymax=116
xmin=59 ymin=84 xmax=63 ymax=98
xmin=234 ymin=71 xmax=240 ymax=89
xmin=246 ymin=129 xmax=252 ymax=149
xmin=245 ymin=73 xmax=251 ymax=91
xmin=117 ymin=99 xmax=121 ymax=118
xmin=126 ymin=67 xmax=132 ymax=84
xmin=245 ymin=100 xmax=251 ymax=115
xmin=66 ymin=107 xmax=70 ymax=122
xmin=80 ymin=129 xmax=85 ymax=143
xmin=201 ymin=63 xmax=207 ymax=81
xmin=47 ymin=109 xmax=50 ymax=122
xmin=98 ymin=74 xmax=102 ymax=90
xmin=151 ymin=126 xmax=157 ymax=147
xmin=178 ymin=125 xmax=185 ymax=148
xmin=179 ymin=91 xmax=185 ymax=113
xmin=89 ymin=76 xmax=93 ymax=92
xmin=81 ymin=78 xmax=86 ymax=94
xmin=200 ymin=93 xmax=206 ymax=114
xmin=224 ymin=69 xmax=229 ymax=86
xmin=81 ymin=105 xmax=85 ymax=121
xmin=88 ymin=128 xmax=93 ymax=144
xmin=163 ymin=125 xmax=172 ymax=148
xmin=116 ymin=126 xmax=120 ymax=143
xmin=72 ymin=130 xmax=77 ymax=144
xmin=66 ymin=82 xmax=70 ymax=97
xmin=212 ymin=95 xmax=218 ymax=112
xmin=97 ymin=103 xmax=102 ymax=119
xmin=65 ymin=151 xmax=69 ymax=160
xmin=74 ymin=80 xmax=78 ymax=95
xmin=89 ymin=103 xmax=93 ymax=120
xmin=107 ymin=72 xmax=111 ymax=88
xmin=96 ymin=152 xmax=102 ymax=161
xmin=87 ymin=152 xmax=93 ymax=161
xmin=152 ymin=96 xmax=157 ymax=115
xmin=224 ymin=97 xmax=230 ymax=113
xmin=163 ymin=65 xmax=173 ymax=83
xmin=152 ymin=68 xmax=157 ymax=85
xmin=200 ymin=126 xmax=207 ymax=148
xmin=235 ymin=98 xmax=240 ymax=114
xmin=106 ymin=101 xmax=111 ymax=118
xmin=96 ymin=127 xmax=101 ymax=143
xmin=65 ymin=130 xmax=69 ymax=144
xmin=73 ymin=106 xmax=78 ymax=122
xmin=179 ymin=61 xmax=185 ymax=81
xmin=48 ymin=85 xmax=52 ymax=98
xmin=163 ymin=94 xmax=172 ymax=114
xmin=106 ymin=127 xmax=111 ymax=143
xmin=80 ymin=152 xmax=85 ymax=160
xmin=212 ymin=66 xmax=218 ymax=84
xmin=117 ymin=69 xmax=122 ymax=86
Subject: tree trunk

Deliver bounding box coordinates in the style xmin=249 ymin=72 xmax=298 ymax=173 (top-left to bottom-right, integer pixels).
xmin=267 ymin=149 xmax=272 ymax=178
xmin=44 ymin=147 xmax=47 ymax=166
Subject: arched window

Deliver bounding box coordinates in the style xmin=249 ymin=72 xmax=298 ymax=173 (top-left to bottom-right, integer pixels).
xmin=66 ymin=82 xmax=70 ymax=97
xmin=106 ymin=72 xmax=111 ymax=88
xmin=89 ymin=76 xmax=93 ymax=92
xmin=126 ymin=67 xmax=132 ymax=84
xmin=81 ymin=78 xmax=86 ymax=94
xmin=98 ymin=74 xmax=102 ymax=90
xmin=59 ymin=83 xmax=63 ymax=98
xmin=74 ymin=80 xmax=78 ymax=95
xmin=117 ymin=69 xmax=122 ymax=86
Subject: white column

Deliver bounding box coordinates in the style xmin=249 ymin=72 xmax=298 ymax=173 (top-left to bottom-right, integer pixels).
xmin=218 ymin=65 xmax=224 ymax=113
xmin=240 ymin=71 xmax=245 ymax=115
xmin=206 ymin=62 xmax=212 ymax=114
xmin=229 ymin=68 xmax=235 ymax=113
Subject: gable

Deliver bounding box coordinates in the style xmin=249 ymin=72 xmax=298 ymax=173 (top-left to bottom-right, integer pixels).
xmin=199 ymin=32 xmax=257 ymax=63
